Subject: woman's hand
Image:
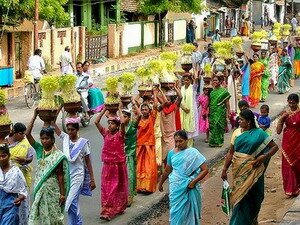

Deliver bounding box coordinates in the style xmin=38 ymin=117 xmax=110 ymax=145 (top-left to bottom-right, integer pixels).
xmin=90 ymin=180 xmax=96 ymax=191
xmin=183 ymin=107 xmax=190 ymax=113
xmin=14 ymin=157 xmax=27 ymax=165
xmin=59 ymin=195 xmax=66 ymax=206
xmin=252 ymin=155 xmax=267 ymax=168
xmin=188 ymin=180 xmax=197 ymax=189
xmin=158 ymin=182 xmax=164 ymax=192
xmin=14 ymin=195 xmax=25 ymax=206
xmin=221 ymin=169 xmax=228 ymax=181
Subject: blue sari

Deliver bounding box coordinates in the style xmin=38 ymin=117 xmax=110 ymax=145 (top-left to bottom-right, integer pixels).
xmin=241 ymin=62 xmax=250 ymax=98
xmin=167 ymin=147 xmax=206 ymax=225
xmin=230 ymin=128 xmax=272 ymax=225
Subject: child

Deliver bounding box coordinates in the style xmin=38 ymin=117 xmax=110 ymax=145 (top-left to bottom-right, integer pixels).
xmin=258 ymin=104 xmax=271 ymax=133
xmin=198 ymin=86 xmax=211 ymax=142
xmin=122 ymin=106 xmax=139 ymax=206
xmin=0 ymin=144 xmax=27 ymax=224
xmin=234 ymin=100 xmax=259 ymax=129
xmin=95 ymin=107 xmax=128 ymax=221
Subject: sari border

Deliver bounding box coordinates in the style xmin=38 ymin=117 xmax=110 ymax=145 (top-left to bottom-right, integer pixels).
xmin=34 ymin=152 xmax=70 ymax=197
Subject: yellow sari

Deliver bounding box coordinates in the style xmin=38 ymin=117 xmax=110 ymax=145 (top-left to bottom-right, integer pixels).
xmin=249 ymin=62 xmax=264 ymax=108
xmin=10 ymin=138 xmax=32 ymax=187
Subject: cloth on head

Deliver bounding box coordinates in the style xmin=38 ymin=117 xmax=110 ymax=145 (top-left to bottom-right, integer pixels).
xmin=65 ymin=117 xmax=81 ymax=125
xmin=108 ymin=116 xmax=120 ymax=123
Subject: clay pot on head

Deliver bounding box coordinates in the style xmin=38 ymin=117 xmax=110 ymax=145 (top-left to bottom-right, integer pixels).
xmin=105 ymin=103 xmax=119 ymax=115
xmin=38 ymin=109 xmax=58 ymax=127
xmin=268 ymin=40 xmax=277 ymax=46
xmin=181 ymin=63 xmax=193 ymax=72
xmin=63 ymin=102 xmax=81 ymax=114
xmin=224 ymin=58 xmax=232 ymax=65
xmin=251 ymin=44 xmax=261 ymax=52
xmin=120 ymin=96 xmax=132 ymax=109
xmin=160 ymin=82 xmax=175 ymax=91
xmin=236 ymin=52 xmax=244 ymax=58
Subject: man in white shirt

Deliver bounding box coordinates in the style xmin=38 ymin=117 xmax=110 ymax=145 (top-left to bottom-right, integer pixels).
xmin=291 ymin=15 xmax=298 ymax=35
xmin=27 ymin=49 xmax=46 ymax=80
xmin=60 ymin=46 xmax=74 ymax=74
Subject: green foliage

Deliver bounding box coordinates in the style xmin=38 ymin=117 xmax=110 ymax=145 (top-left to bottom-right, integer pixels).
xmin=0 ymin=0 xmax=69 ymax=27
xmin=136 ymin=66 xmax=152 ymax=83
xmin=105 ymin=77 xmax=119 ymax=94
xmin=39 ymin=75 xmax=60 ymax=109
xmin=203 ymin=64 xmax=212 ymax=74
xmin=0 ymin=89 xmax=7 ymax=106
xmin=182 ymin=43 xmax=196 ymax=54
xmin=89 ymin=21 xmax=108 ymax=35
xmin=119 ymin=72 xmax=136 ymax=95
xmin=0 ymin=114 xmax=11 ymax=125
xmin=160 ymin=52 xmax=179 ymax=63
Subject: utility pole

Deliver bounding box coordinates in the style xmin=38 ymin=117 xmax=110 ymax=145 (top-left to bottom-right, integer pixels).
xmin=33 ymin=0 xmax=39 ymax=50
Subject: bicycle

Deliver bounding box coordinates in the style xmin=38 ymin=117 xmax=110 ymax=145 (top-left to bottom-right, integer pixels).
xmin=24 ymin=73 xmax=41 ymax=109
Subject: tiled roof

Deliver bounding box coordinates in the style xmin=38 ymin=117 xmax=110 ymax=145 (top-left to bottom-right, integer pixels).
xmin=121 ymin=0 xmax=138 ymax=12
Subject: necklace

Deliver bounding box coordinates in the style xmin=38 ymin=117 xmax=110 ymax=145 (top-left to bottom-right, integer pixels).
xmin=40 ymin=147 xmax=54 ymax=166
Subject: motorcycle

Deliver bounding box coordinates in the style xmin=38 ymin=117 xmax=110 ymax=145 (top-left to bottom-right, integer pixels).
xmin=61 ymin=76 xmax=92 ymax=132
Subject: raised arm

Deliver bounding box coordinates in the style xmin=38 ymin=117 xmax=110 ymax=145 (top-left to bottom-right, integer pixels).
xmin=94 ymin=107 xmax=106 ymax=133
xmin=25 ymin=108 xmax=38 ymax=146
xmin=119 ymin=105 xmax=126 ymax=134
xmin=174 ymin=85 xmax=183 ymax=107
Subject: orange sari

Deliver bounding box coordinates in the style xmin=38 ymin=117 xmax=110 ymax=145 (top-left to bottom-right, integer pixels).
xmin=249 ymin=62 xmax=264 ymax=108
xmin=136 ymin=111 xmax=157 ymax=193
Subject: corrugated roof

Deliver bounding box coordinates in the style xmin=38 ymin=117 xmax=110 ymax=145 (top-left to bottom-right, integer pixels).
xmin=121 ymin=0 xmax=138 ymax=12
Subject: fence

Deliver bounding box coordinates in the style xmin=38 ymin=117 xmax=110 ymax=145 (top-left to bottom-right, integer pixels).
xmin=85 ymin=34 xmax=108 ymax=62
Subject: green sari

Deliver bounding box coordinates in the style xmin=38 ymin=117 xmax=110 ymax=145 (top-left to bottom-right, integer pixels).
xmin=125 ymin=121 xmax=138 ymax=200
xmin=230 ymin=128 xmax=272 ymax=225
xmin=259 ymin=57 xmax=271 ymax=100
xmin=209 ymin=87 xmax=230 ymax=147
xmin=29 ymin=142 xmax=70 ymax=225
xmin=278 ymin=55 xmax=292 ymax=94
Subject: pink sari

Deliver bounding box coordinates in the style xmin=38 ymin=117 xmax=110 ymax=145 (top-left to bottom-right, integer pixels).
xmin=281 ymin=110 xmax=300 ymax=196
xmin=198 ymin=94 xmax=209 ymax=133
xmin=100 ymin=128 xmax=128 ymax=219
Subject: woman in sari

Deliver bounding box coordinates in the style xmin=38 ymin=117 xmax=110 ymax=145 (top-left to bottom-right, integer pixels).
xmin=8 ymin=123 xmax=34 ymax=225
xmin=277 ymin=49 xmax=292 ymax=94
xmin=221 ymin=109 xmax=278 ymax=224
xmin=276 ymin=93 xmax=300 ymax=197
xmin=269 ymin=47 xmax=279 ymax=91
xmin=249 ymin=54 xmax=265 ymax=108
xmin=122 ymin=107 xmax=139 ymax=206
xmin=0 ymin=144 xmax=27 ymax=225
xmin=95 ymin=107 xmax=128 ymax=220
xmin=209 ymin=76 xmax=231 ymax=147
xmin=239 ymin=58 xmax=251 ymax=103
xmin=180 ymin=75 xmax=199 ymax=147
xmin=51 ymin=116 xmax=96 ymax=225
xmin=26 ymin=109 xmax=70 ymax=225
xmin=293 ymin=43 xmax=300 ymax=78
xmin=259 ymin=51 xmax=271 ymax=101
xmin=158 ymin=130 xmax=208 ymax=225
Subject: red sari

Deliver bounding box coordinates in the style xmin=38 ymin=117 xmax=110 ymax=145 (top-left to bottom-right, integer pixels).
xmin=100 ymin=128 xmax=128 ymax=219
xmin=281 ymin=109 xmax=300 ymax=196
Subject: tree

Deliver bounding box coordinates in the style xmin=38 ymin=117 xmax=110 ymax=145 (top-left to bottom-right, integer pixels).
xmin=138 ymin=0 xmax=204 ymax=49
xmin=0 ymin=0 xmax=69 ymax=27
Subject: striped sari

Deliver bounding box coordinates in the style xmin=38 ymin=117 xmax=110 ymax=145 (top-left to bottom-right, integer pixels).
xmin=277 ymin=55 xmax=292 ymax=94
xmin=230 ymin=128 xmax=272 ymax=225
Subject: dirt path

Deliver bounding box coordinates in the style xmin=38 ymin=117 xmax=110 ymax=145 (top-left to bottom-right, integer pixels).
xmin=149 ymin=123 xmax=296 ymax=225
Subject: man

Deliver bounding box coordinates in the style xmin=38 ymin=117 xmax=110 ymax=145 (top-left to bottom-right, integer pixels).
xmin=192 ymin=42 xmax=202 ymax=95
xmin=211 ymin=29 xmax=221 ymax=43
xmin=59 ymin=46 xmax=74 ymax=74
xmin=291 ymin=15 xmax=298 ymax=35
xmin=27 ymin=49 xmax=46 ymax=80
xmin=225 ymin=15 xmax=230 ymax=36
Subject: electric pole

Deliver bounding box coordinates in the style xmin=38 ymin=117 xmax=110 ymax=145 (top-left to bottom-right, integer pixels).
xmin=33 ymin=0 xmax=39 ymax=50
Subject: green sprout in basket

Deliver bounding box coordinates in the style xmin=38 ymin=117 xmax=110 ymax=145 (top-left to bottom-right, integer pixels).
xmin=105 ymin=77 xmax=120 ymax=104
xmin=136 ymin=66 xmax=152 ymax=90
xmin=182 ymin=43 xmax=196 ymax=54
xmin=232 ymin=36 xmax=243 ymax=52
xmin=119 ymin=72 xmax=136 ymax=96
xmin=59 ymin=74 xmax=81 ymax=103
xmin=160 ymin=52 xmax=179 ymax=64
xmin=39 ymin=75 xmax=60 ymax=110
xmin=0 ymin=89 xmax=11 ymax=126
xmin=282 ymin=24 xmax=292 ymax=36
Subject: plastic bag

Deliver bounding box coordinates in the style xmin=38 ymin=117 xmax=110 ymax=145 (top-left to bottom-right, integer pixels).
xmin=221 ymin=180 xmax=231 ymax=216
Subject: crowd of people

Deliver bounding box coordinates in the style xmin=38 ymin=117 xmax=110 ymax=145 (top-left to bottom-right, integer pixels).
xmin=1 ymin=32 xmax=300 ymax=225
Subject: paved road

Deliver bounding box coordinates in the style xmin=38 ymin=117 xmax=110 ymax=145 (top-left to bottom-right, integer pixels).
xmin=7 ymin=39 xmax=300 ymax=225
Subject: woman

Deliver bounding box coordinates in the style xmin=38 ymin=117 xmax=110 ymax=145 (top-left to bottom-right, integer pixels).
xmin=209 ymin=76 xmax=231 ymax=147
xmin=293 ymin=41 xmax=300 ymax=78
xmin=259 ymin=51 xmax=271 ymax=101
xmin=0 ymin=144 xmax=27 ymax=224
xmin=26 ymin=109 xmax=70 ymax=225
xmin=249 ymin=53 xmax=265 ymax=108
xmin=8 ymin=123 xmax=34 ymax=225
xmin=221 ymin=109 xmax=279 ymax=225
xmin=239 ymin=58 xmax=251 ymax=103
xmin=95 ymin=108 xmax=128 ymax=220
xmin=51 ymin=117 xmax=96 ymax=225
xmin=180 ymin=75 xmax=199 ymax=146
xmin=276 ymin=93 xmax=300 ymax=197
xmin=269 ymin=47 xmax=279 ymax=91
xmin=122 ymin=107 xmax=139 ymax=206
xmin=158 ymin=130 xmax=208 ymax=225
xmin=278 ymin=49 xmax=292 ymax=94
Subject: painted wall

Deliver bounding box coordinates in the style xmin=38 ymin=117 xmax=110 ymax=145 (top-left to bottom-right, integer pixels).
xmin=174 ymin=20 xmax=186 ymax=41
xmin=144 ymin=23 xmax=156 ymax=46
xmin=122 ymin=23 xmax=142 ymax=55
xmin=0 ymin=34 xmax=8 ymax=66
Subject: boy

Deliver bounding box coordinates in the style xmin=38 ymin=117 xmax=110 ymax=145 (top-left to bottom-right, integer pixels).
xmin=258 ymin=104 xmax=271 ymax=132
